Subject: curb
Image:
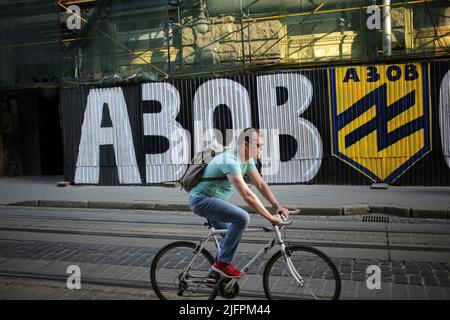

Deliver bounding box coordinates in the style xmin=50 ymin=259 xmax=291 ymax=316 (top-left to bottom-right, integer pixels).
xmin=6 ymin=200 xmax=449 ymax=219
xmin=370 ymin=206 xmax=411 ymax=217
xmin=342 ymin=204 xmax=370 ymax=216
xmin=410 ymin=208 xmax=449 ymax=219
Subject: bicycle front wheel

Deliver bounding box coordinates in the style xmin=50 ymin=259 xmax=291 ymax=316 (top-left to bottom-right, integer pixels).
xmin=150 ymin=241 xmax=217 ymax=300
xmin=263 ymin=245 xmax=341 ymax=300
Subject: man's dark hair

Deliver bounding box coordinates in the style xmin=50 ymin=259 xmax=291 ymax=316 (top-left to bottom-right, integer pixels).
xmin=238 ymin=127 xmax=261 ymax=145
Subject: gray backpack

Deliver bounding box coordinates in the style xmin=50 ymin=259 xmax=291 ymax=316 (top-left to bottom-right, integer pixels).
xmin=179 ymin=145 xmax=227 ymax=192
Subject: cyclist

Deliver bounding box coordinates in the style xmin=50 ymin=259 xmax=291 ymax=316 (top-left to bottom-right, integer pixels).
xmin=188 ymin=128 xmax=289 ymax=279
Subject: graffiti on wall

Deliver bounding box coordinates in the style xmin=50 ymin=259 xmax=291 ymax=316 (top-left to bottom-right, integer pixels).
xmin=330 ymin=63 xmax=431 ymax=183
xmin=440 ymin=70 xmax=450 ymax=170
xmin=60 ymin=61 xmax=450 ymax=186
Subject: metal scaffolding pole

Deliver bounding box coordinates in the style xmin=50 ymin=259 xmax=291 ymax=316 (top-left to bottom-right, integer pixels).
xmin=383 ymin=0 xmax=392 ymax=56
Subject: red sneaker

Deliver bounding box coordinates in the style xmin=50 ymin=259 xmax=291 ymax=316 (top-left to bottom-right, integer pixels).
xmin=211 ymin=261 xmax=242 ymax=278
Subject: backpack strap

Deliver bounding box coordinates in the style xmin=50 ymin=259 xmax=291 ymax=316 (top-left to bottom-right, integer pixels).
xmin=200 ymin=176 xmax=227 ymax=182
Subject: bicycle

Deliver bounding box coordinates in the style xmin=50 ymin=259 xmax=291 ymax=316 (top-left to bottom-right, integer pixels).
xmin=150 ymin=210 xmax=341 ymax=300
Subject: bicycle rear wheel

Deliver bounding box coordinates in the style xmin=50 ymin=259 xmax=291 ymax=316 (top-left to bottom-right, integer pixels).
xmin=150 ymin=241 xmax=218 ymax=300
xmin=263 ymin=245 xmax=341 ymax=300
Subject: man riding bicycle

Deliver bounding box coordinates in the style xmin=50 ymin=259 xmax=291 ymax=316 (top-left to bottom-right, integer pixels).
xmin=188 ymin=128 xmax=290 ymax=279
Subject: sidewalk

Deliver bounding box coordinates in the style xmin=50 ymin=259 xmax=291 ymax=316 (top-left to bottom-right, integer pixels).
xmin=0 ymin=176 xmax=449 ymax=218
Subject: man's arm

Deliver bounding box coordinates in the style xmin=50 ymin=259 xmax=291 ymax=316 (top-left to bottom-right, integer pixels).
xmin=247 ymin=168 xmax=289 ymax=218
xmin=226 ymin=174 xmax=281 ymax=224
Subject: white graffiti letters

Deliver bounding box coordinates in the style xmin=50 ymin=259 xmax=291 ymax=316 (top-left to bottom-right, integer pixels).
xmin=193 ymin=79 xmax=252 ymax=152
xmin=75 ymin=77 xmax=324 ymax=184
xmin=439 ymin=71 xmax=450 ymax=169
xmin=142 ymin=83 xmax=189 ymax=182
xmin=75 ymin=87 xmax=141 ymax=184
xmin=257 ymin=74 xmax=323 ymax=183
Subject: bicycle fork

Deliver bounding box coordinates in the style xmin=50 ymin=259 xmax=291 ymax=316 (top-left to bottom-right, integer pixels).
xmin=281 ymin=244 xmax=305 ymax=287
xmin=222 ymin=226 xmax=308 ymax=294
xmin=274 ymin=225 xmax=305 ymax=288
xmin=277 ymin=232 xmax=320 ymax=300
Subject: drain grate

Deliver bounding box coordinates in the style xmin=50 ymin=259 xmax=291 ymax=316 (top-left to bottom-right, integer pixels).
xmin=362 ymin=215 xmax=390 ymax=223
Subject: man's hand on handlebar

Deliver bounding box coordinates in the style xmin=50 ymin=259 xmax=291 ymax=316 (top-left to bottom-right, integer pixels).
xmin=269 ymin=214 xmax=282 ymax=224
xmin=268 ymin=209 xmax=299 ymax=226
xmin=275 ymin=206 xmax=290 ymax=219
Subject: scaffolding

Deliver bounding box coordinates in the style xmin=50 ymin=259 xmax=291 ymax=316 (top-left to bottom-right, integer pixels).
xmin=0 ymin=0 xmax=449 ymax=87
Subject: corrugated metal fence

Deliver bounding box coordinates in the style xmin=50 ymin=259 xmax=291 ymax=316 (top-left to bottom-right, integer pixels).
xmin=59 ymin=60 xmax=450 ymax=186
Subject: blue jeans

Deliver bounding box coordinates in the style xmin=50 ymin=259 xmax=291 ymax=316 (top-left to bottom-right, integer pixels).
xmin=189 ymin=196 xmax=250 ymax=265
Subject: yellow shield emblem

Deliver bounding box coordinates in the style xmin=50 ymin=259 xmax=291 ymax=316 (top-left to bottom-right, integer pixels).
xmin=329 ymin=63 xmax=431 ymax=183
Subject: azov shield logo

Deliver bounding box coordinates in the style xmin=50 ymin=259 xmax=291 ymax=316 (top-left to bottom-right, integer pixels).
xmin=329 ymin=63 xmax=431 ymax=183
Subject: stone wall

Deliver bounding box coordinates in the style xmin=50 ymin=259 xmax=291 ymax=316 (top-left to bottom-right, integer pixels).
xmin=180 ymin=15 xmax=282 ymax=67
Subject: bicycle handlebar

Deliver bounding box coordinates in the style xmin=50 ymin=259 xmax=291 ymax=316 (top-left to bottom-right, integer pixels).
xmin=272 ymin=209 xmax=299 ymax=227
xmin=274 ymin=218 xmax=293 ymax=226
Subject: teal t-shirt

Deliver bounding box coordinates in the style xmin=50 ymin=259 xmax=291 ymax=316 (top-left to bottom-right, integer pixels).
xmin=189 ymin=149 xmax=257 ymax=200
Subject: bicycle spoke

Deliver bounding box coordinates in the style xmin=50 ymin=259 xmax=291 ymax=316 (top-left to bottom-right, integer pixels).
xmin=150 ymin=242 xmax=217 ymax=300
xmin=264 ymin=246 xmax=341 ymax=300
xmin=152 ymin=212 xmax=339 ymax=301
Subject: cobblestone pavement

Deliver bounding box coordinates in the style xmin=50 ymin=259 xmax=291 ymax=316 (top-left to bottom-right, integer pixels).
xmin=0 ymin=238 xmax=449 ymax=289
xmin=0 ymin=207 xmax=449 ymax=300
xmin=0 ymin=276 xmax=155 ymax=300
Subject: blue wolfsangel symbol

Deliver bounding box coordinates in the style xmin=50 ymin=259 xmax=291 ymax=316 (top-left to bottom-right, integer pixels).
xmin=330 ymin=64 xmax=431 ymax=183
xmin=337 ymin=84 xmax=424 ymax=151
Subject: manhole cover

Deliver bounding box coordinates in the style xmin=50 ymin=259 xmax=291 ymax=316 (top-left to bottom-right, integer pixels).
xmin=362 ymin=215 xmax=390 ymax=223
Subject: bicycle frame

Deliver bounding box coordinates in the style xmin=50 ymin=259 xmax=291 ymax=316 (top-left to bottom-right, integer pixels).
xmin=181 ymin=224 xmax=305 ymax=290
